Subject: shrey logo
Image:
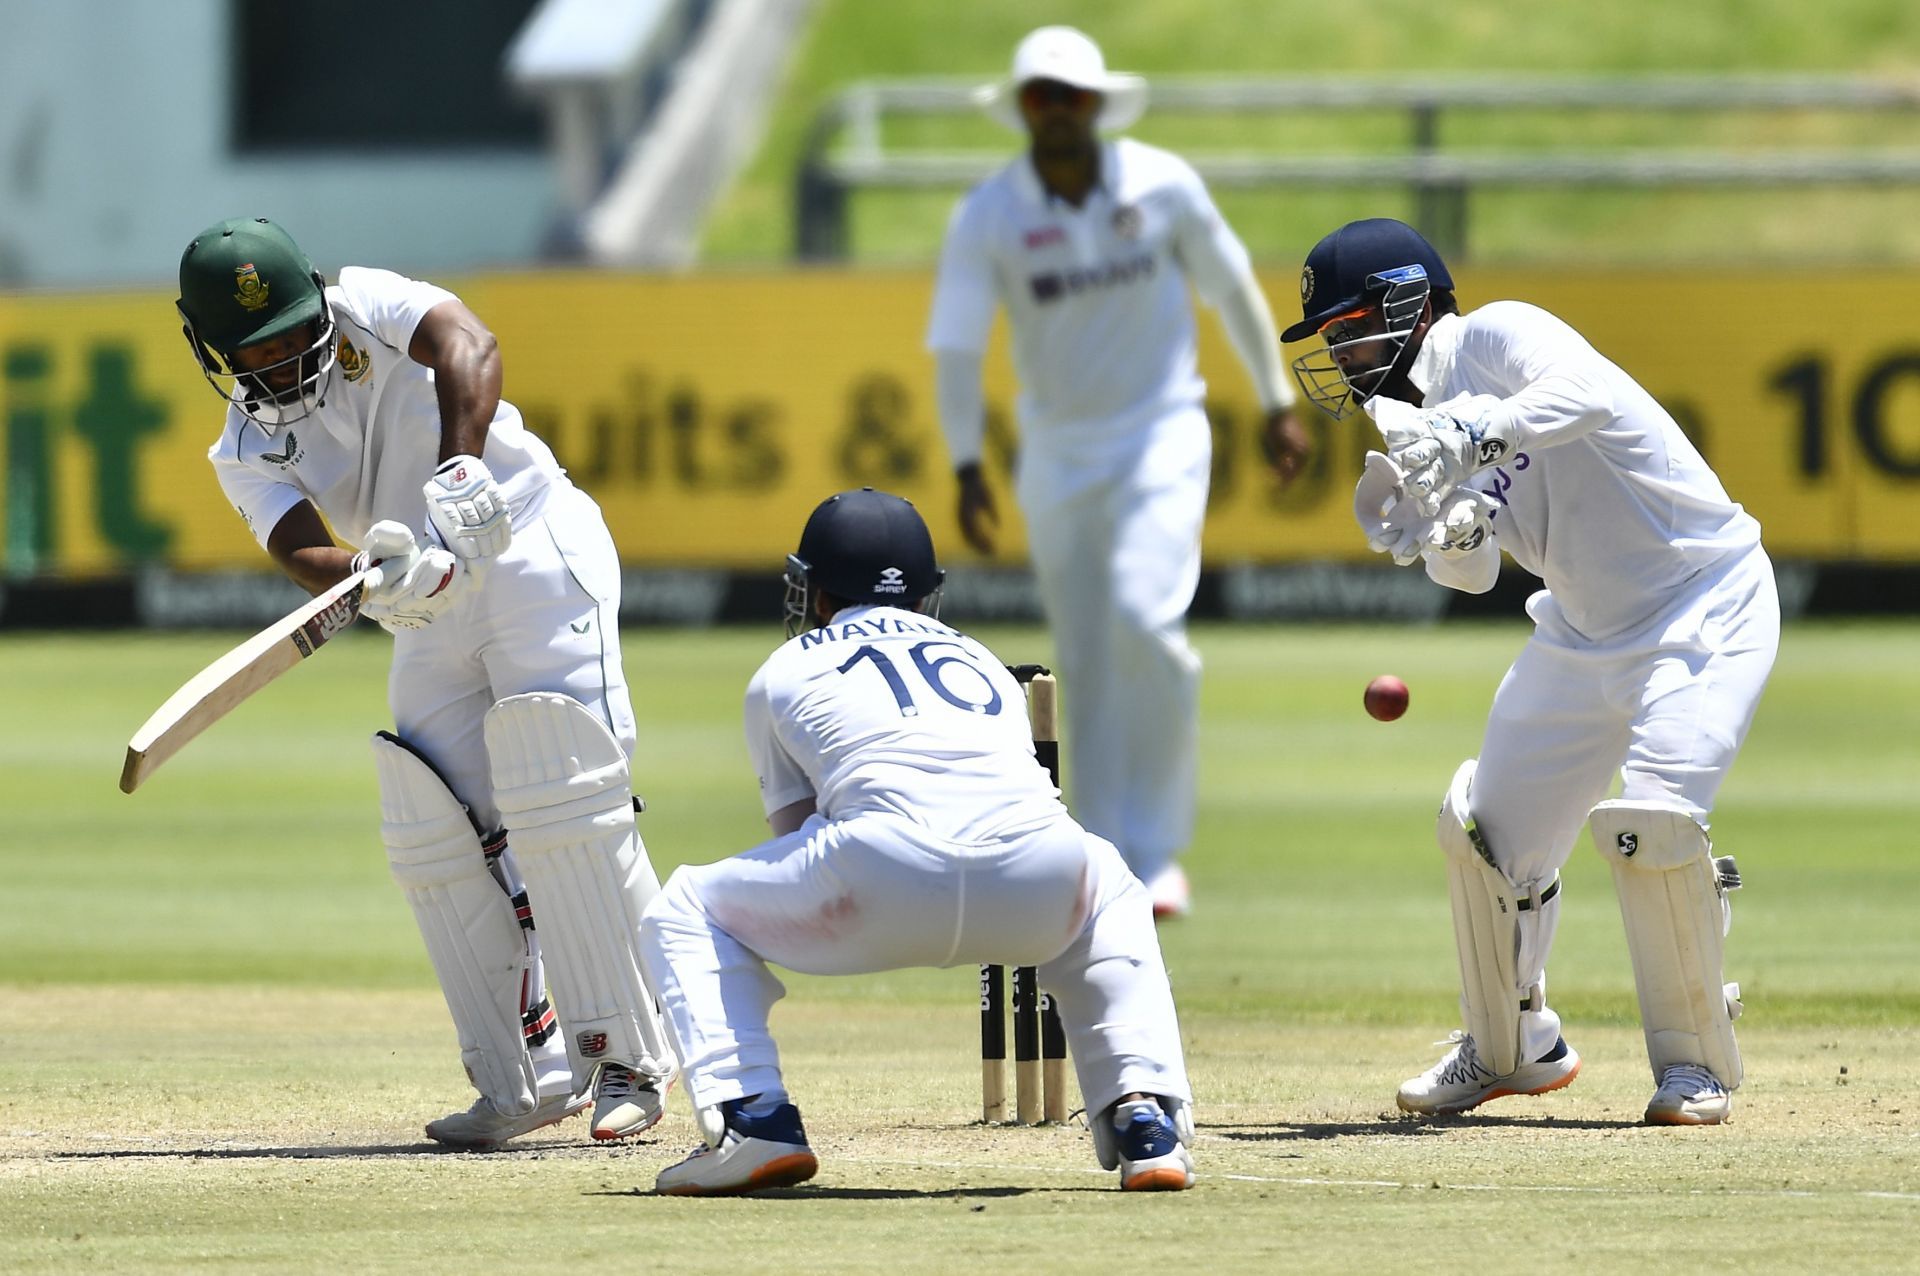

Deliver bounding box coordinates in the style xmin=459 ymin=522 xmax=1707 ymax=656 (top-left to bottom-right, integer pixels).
xmin=233 ymin=263 xmax=270 ymax=311
xmin=337 ymin=337 xmax=373 ymax=383
xmin=1300 ymin=264 xmax=1315 ymax=303
xmin=875 ymin=566 xmax=907 ymax=594
xmin=1618 ymin=831 xmax=1639 ymax=857
xmin=577 ymin=1031 xmax=610 ymax=1057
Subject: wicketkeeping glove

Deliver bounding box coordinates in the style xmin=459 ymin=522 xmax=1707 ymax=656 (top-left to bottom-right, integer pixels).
xmin=424 ymin=454 xmax=512 ymax=560
xmin=1351 ymin=450 xmax=1428 ymax=567
xmin=1422 ymin=488 xmax=1500 ymax=560
xmin=1367 ymin=393 xmax=1515 ymax=517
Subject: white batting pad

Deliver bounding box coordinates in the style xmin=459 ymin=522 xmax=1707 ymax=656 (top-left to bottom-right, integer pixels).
xmin=1436 ymin=760 xmax=1559 ymax=1078
xmin=371 ymin=732 xmax=539 ymax=1113
xmin=485 ymin=693 xmax=675 ymax=1082
xmin=1590 ymin=799 xmax=1743 ymax=1090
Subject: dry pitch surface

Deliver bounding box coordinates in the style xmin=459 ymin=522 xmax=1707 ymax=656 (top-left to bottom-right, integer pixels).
xmin=3 ymin=623 xmax=1916 ymax=1272
xmin=4 ymin=990 xmax=1916 ymax=1274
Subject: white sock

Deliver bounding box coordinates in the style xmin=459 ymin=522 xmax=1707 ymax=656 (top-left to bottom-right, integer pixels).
xmin=1112 ymin=1098 xmax=1161 ymax=1131
xmin=738 ymin=1091 xmax=789 ymax=1118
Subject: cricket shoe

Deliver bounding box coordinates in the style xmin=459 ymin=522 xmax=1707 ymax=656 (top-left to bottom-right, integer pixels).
xmin=1645 ymin=1063 xmax=1732 ymax=1126
xmin=654 ymin=1097 xmax=818 ymax=1196
xmin=1111 ymin=1099 xmax=1195 ymax=1191
xmin=1148 ymin=864 xmax=1192 ymax=920
xmin=1396 ymin=1031 xmax=1581 ymax=1116
xmin=590 ymin=1061 xmax=674 ymax=1141
xmin=425 ymin=1090 xmax=588 ymax=1151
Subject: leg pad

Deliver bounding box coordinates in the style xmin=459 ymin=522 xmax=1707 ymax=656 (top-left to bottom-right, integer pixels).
xmin=486 ymin=693 xmax=675 ymax=1082
xmin=1437 ymin=760 xmax=1559 ymax=1078
xmin=372 ymin=731 xmax=540 ymax=1113
xmin=1590 ymin=799 xmax=1743 ymax=1089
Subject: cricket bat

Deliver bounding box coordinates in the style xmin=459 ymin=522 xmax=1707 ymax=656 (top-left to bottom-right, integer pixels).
xmin=119 ymin=563 xmax=385 ymax=794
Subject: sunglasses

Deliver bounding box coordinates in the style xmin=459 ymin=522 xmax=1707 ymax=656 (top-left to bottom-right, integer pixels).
xmin=1317 ymin=307 xmax=1380 ymax=348
xmin=1020 ymin=79 xmax=1096 ymax=110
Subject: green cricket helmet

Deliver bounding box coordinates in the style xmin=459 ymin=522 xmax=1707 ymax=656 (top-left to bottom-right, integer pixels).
xmin=177 ymin=217 xmax=336 ymax=430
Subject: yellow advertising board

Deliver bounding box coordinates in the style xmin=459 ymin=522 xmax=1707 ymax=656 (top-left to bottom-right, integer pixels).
xmin=2 ymin=268 xmax=1916 ymax=575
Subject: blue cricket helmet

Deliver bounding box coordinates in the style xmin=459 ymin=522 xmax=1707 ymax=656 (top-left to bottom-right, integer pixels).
xmin=1281 ymin=218 xmax=1453 ymax=343
xmin=784 ymin=488 xmax=946 ymax=635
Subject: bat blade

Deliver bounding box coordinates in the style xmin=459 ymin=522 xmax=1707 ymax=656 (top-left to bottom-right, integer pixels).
xmin=119 ymin=564 xmax=382 ymax=794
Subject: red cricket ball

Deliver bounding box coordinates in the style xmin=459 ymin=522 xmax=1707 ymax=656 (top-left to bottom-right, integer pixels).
xmin=1364 ymin=674 xmax=1410 ymax=722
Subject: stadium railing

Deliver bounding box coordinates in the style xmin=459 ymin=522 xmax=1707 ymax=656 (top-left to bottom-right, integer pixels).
xmin=505 ymin=0 xmax=708 ymax=250
xmin=793 ymin=74 xmax=1920 ymax=260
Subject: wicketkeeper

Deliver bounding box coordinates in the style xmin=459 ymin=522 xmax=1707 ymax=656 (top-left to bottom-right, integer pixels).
xmin=176 ymin=218 xmax=676 ymax=1148
xmin=1289 ymin=218 xmax=1778 ymax=1125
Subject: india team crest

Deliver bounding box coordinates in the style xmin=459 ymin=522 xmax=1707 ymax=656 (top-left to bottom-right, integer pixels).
xmin=1110 ymin=204 xmax=1143 ymax=240
xmin=233 ymin=263 xmax=270 ymax=311
xmin=337 ymin=336 xmax=373 ymax=383
xmin=1299 ymin=264 xmax=1315 ymax=304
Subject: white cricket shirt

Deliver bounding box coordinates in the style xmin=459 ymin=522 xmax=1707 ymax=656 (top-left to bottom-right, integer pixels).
xmin=1402 ymin=304 xmax=1763 ymax=642
xmin=209 ymin=267 xmax=564 ymax=551
xmin=925 ymin=138 xmax=1252 ymax=437
xmin=744 ymin=606 xmax=1065 ymax=842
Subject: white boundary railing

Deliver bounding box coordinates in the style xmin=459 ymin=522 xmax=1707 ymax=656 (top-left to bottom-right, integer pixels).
xmin=794 ymin=75 xmax=1920 ymax=260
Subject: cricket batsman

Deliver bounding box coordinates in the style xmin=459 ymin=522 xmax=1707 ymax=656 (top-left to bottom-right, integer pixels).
xmin=175 ymin=217 xmax=676 ymax=1148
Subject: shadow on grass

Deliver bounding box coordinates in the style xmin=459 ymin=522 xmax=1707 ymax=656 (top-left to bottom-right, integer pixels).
xmin=589 ymin=1184 xmax=1071 ymax=1201
xmin=45 ymin=1138 xmax=659 ymax=1161
xmin=1210 ymin=1113 xmax=1643 ymax=1142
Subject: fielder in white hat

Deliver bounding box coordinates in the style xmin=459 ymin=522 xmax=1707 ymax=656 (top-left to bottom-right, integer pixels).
xmin=974 ymin=24 xmax=1149 ymax=133
xmin=928 ymin=26 xmax=1309 ymax=920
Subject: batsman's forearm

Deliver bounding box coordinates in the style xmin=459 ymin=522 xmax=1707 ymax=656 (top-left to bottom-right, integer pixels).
xmin=276 ymin=544 xmax=357 ymax=596
xmin=935 ymin=348 xmax=987 ymax=468
xmin=432 ymin=330 xmax=504 ymax=462
xmin=266 ymin=503 xmax=355 ymax=595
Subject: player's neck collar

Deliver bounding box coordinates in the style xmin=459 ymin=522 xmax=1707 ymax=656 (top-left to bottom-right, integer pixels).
xmin=1406 ymin=311 xmax=1460 ymax=400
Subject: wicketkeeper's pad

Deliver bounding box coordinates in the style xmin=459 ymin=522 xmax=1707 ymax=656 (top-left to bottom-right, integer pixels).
xmin=486 ymin=692 xmax=675 ymax=1084
xmin=1437 ymin=760 xmax=1560 ymax=1078
xmin=372 ymin=731 xmax=540 ymax=1113
xmin=1590 ymin=799 xmax=1744 ymax=1089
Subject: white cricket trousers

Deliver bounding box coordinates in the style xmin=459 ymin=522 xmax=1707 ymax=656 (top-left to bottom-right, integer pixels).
xmin=1016 ymin=404 xmax=1210 ymax=881
xmin=384 ymin=481 xmax=639 ymax=1097
xmin=638 ymin=810 xmax=1192 ymax=1120
xmin=1468 ymin=551 xmax=1780 ymax=1060
xmin=387 ymin=481 xmax=637 ymax=833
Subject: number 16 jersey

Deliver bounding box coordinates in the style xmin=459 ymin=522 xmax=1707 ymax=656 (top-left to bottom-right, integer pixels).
xmin=744 ymin=606 xmax=1064 ymax=842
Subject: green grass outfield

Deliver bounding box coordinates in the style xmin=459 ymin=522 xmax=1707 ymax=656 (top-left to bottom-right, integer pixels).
xmin=2 ymin=620 xmax=1917 ymax=1272
xmin=702 ymin=0 xmax=1920 ymax=266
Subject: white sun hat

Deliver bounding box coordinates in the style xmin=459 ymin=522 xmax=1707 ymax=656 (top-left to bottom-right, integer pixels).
xmin=974 ymin=26 xmax=1149 ymax=133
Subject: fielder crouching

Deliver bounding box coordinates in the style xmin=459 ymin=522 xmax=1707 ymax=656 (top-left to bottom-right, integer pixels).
xmin=638 ymin=489 xmax=1195 ymax=1195
xmin=1288 ymin=218 xmax=1777 ymax=1125
xmin=177 ymin=218 xmax=676 ymax=1148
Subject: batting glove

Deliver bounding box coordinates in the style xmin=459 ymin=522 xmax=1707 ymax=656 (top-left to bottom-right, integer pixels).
xmin=353 ymin=520 xmax=462 ymax=632
xmin=1368 ymin=393 xmax=1515 ymax=517
xmin=424 ymin=454 xmax=512 ymax=560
